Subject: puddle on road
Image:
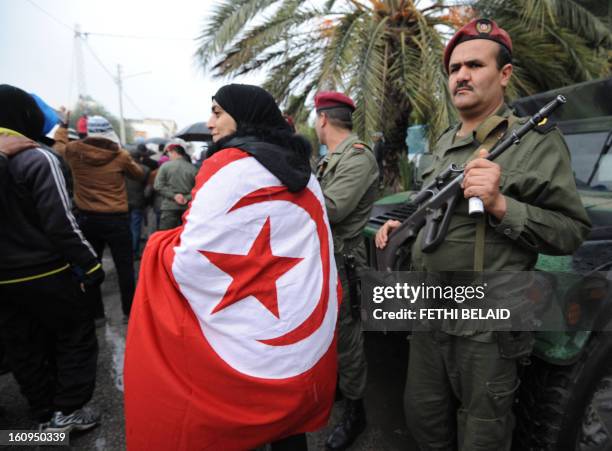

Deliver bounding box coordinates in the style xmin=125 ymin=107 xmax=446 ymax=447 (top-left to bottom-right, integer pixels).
xmin=104 ymin=325 xmax=126 ymax=392
xmin=95 ymin=436 xmax=107 ymax=450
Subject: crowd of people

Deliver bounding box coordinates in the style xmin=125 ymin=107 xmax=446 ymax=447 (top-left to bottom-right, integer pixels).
xmin=0 ymin=17 xmax=591 ymax=451
xmin=0 ymin=88 xmax=199 ymax=432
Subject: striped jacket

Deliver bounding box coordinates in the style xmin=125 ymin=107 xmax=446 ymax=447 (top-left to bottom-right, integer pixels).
xmin=0 ymin=142 xmax=99 ymax=283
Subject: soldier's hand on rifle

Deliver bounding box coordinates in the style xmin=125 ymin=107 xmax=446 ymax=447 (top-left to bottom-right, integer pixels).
xmin=462 ymin=149 xmax=507 ymax=220
xmin=375 ymin=219 xmax=401 ymax=249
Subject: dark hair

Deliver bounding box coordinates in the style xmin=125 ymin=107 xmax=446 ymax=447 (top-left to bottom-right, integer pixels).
xmin=318 ymin=107 xmax=353 ymax=131
xmin=496 ymin=43 xmax=512 ymax=69
xmin=169 ymin=145 xmax=186 ymax=155
xmin=168 ymin=144 xmax=190 ymax=162
xmin=0 ymin=84 xmax=46 ymax=142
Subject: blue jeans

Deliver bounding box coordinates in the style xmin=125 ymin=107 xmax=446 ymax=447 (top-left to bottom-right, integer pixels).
xmin=130 ymin=208 xmax=144 ymax=256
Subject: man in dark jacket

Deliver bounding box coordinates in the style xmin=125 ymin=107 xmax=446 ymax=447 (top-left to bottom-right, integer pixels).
xmin=0 ymin=134 xmax=36 ymax=376
xmin=0 ymin=85 xmax=103 ymax=432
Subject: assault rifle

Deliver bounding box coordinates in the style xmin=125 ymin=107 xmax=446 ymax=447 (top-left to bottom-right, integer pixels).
xmin=376 ymin=95 xmax=567 ymax=271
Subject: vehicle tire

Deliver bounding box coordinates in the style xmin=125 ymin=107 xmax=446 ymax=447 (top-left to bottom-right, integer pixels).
xmin=513 ymin=332 xmax=612 ymax=451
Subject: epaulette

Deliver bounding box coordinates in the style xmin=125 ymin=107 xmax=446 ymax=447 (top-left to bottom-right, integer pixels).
xmin=534 ymin=117 xmax=556 ymax=134
xmin=352 ymin=143 xmax=366 ymax=151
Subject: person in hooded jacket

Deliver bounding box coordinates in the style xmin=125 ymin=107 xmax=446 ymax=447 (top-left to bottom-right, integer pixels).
xmin=0 ymin=85 xmax=103 ymax=432
xmin=0 ymin=133 xmax=39 ymax=377
xmin=64 ymin=116 xmax=144 ymax=323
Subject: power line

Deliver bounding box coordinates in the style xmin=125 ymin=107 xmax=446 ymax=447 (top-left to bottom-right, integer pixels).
xmin=85 ymin=32 xmax=193 ymax=41
xmin=25 ymin=0 xmax=73 ymax=32
xmin=27 ymin=0 xmax=152 ymax=118
xmin=82 ymin=39 xmax=147 ymax=118
xmin=26 ymin=1 xmax=192 ymax=42
xmin=82 ymin=39 xmax=116 ymax=81
xmin=123 ymin=91 xmax=147 ymax=118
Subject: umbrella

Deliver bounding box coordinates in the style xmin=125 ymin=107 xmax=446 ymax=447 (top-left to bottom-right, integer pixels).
xmin=175 ymin=122 xmax=212 ymax=142
xmin=143 ymin=137 xmax=170 ymax=146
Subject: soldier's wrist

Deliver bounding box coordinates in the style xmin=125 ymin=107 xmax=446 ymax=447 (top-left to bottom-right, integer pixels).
xmin=488 ymin=194 xmax=507 ymax=220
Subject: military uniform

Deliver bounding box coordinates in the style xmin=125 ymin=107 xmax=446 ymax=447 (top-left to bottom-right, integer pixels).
xmin=404 ymin=104 xmax=591 ymax=450
xmin=317 ymin=134 xmax=379 ymax=401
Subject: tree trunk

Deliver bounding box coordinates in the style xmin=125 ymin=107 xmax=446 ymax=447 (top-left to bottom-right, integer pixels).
xmin=382 ymin=96 xmax=411 ymax=192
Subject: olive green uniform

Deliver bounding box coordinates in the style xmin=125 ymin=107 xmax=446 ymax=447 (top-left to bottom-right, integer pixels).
xmin=154 ymin=158 xmax=198 ymax=230
xmin=316 ymin=134 xmax=379 ymax=400
xmin=404 ymin=105 xmax=591 ymax=450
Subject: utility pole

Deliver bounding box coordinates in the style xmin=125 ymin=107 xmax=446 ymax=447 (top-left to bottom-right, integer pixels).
xmin=74 ymin=24 xmax=87 ymax=101
xmin=116 ymin=64 xmax=126 ymax=144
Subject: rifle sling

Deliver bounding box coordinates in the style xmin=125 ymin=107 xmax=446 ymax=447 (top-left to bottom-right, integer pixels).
xmin=470 ymin=114 xmax=518 ymax=271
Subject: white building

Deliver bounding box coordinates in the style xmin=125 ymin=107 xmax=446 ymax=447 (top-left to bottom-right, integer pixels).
xmin=128 ymin=118 xmax=177 ymax=140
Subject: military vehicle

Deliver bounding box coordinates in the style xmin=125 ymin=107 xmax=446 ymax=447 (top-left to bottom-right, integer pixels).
xmin=363 ymin=77 xmax=612 ymax=450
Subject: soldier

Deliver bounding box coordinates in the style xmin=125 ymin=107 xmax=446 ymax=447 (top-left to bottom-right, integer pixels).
xmin=153 ymin=143 xmax=197 ymax=231
xmin=314 ymin=92 xmax=379 ymax=450
xmin=375 ymin=19 xmax=591 ymax=450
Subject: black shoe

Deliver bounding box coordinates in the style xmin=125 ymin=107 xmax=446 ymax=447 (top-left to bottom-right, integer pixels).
xmin=325 ymin=398 xmax=366 ymax=450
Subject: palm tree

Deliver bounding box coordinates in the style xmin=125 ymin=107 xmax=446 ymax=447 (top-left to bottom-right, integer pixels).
xmin=195 ymin=0 xmax=456 ymax=190
xmin=474 ymin=0 xmax=612 ymax=98
xmin=195 ymin=0 xmax=611 ymax=189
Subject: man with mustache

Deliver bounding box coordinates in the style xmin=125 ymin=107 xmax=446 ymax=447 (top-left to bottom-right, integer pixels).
xmin=375 ymin=19 xmax=590 ymax=450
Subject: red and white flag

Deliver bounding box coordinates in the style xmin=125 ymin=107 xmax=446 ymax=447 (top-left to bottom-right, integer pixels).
xmin=124 ymin=148 xmax=339 ymax=450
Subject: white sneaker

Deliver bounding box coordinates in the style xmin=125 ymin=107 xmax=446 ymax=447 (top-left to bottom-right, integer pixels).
xmin=45 ymin=406 xmax=100 ymax=433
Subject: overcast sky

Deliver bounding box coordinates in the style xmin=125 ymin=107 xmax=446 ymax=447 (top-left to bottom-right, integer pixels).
xmin=0 ymin=0 xmax=265 ymax=130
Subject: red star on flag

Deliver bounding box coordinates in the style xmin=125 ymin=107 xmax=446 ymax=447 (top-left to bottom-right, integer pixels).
xmin=199 ymin=217 xmax=303 ymax=318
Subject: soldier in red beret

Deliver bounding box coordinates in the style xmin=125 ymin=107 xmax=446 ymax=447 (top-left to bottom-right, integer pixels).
xmin=376 ymin=18 xmax=590 ymax=450
xmin=314 ymin=91 xmax=379 ymax=450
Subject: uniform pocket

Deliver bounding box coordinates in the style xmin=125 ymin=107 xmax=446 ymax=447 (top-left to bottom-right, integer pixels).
xmin=486 ymin=377 xmax=520 ymax=399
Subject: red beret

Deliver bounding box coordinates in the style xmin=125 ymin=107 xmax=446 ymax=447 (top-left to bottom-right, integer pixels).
xmin=314 ymin=91 xmax=355 ymax=112
xmin=166 ymin=143 xmax=185 ymax=153
xmin=443 ymin=18 xmax=512 ymax=72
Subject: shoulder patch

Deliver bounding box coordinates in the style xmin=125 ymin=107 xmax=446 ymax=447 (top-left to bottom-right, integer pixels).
xmin=534 ymin=117 xmax=556 ymax=134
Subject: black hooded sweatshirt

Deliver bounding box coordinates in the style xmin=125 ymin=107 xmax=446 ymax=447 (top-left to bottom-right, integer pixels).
xmin=0 ymin=85 xmax=98 ymax=281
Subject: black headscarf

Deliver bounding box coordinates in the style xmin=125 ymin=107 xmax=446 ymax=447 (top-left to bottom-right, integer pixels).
xmin=0 ymin=85 xmax=49 ymax=144
xmin=208 ymin=84 xmax=311 ymax=192
xmin=212 ymin=84 xmax=290 ymax=132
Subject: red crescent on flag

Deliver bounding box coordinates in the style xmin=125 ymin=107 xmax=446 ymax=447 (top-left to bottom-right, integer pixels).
xmin=228 ymin=186 xmax=331 ymax=347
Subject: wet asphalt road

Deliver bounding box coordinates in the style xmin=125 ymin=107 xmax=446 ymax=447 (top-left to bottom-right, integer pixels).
xmin=0 ymin=253 xmax=416 ymax=451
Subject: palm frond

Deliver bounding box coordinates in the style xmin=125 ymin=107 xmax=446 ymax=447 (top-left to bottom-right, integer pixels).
xmin=195 ymin=0 xmax=279 ymax=70
xmin=351 ymin=15 xmax=389 ymax=137
xmin=318 ymin=10 xmax=368 ymax=88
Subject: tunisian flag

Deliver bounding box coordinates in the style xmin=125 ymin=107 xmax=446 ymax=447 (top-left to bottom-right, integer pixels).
xmin=124 ymin=148 xmax=339 ymax=450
